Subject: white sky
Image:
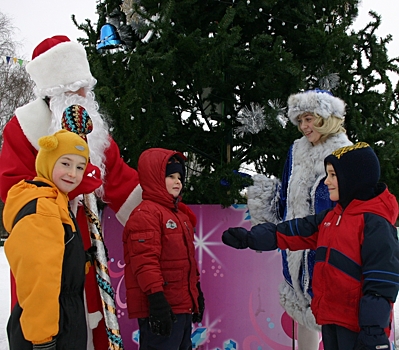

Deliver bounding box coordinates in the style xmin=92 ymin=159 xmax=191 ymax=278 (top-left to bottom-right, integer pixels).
xmin=1 ymin=0 xmax=399 ymax=60
xmin=1 ymin=0 xmax=98 ymax=59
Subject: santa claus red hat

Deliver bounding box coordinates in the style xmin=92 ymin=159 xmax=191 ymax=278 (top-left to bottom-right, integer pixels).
xmin=26 ymin=35 xmax=94 ymax=94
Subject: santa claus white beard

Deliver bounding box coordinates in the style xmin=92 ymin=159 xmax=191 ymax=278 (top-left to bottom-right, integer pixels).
xmin=48 ymin=90 xmax=110 ymax=198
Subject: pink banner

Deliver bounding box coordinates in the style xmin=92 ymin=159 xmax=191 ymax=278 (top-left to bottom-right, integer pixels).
xmin=102 ymin=204 xmax=394 ymax=349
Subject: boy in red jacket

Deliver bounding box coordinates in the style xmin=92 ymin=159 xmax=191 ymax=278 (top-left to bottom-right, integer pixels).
xmin=222 ymin=142 xmax=399 ymax=350
xmin=122 ymin=148 xmax=205 ymax=349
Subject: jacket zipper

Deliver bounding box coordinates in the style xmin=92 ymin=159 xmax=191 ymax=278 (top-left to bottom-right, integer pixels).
xmin=336 ymin=208 xmax=344 ymax=226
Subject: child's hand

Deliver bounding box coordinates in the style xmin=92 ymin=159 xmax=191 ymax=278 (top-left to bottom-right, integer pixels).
xmin=356 ymin=294 xmax=391 ymax=350
xmin=148 ymin=292 xmax=177 ymax=337
xmin=354 ymin=327 xmax=389 ymax=350
xmin=222 ymin=227 xmax=249 ymax=249
xmin=192 ymin=282 xmax=205 ymax=323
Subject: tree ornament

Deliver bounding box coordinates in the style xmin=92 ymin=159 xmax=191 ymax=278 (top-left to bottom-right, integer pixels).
xmin=318 ymin=72 xmax=340 ymax=91
xmin=268 ymin=99 xmax=288 ymax=128
xmin=235 ymin=103 xmax=267 ymax=136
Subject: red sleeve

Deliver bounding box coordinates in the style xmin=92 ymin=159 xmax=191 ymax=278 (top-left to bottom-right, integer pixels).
xmin=102 ymin=137 xmax=140 ymax=214
xmin=124 ymin=207 xmax=164 ymax=294
xmin=0 ymin=117 xmax=37 ymax=202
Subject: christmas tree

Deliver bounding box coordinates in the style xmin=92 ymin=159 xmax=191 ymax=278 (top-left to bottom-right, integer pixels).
xmin=73 ymin=0 xmax=399 ymax=206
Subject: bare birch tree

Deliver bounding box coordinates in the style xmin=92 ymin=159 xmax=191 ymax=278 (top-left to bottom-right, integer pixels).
xmin=0 ymin=12 xmax=35 ymax=242
xmin=0 ymin=11 xmax=35 ymax=148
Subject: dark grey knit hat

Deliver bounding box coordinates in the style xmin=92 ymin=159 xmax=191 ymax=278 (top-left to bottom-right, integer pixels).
xmin=166 ymin=155 xmax=185 ymax=185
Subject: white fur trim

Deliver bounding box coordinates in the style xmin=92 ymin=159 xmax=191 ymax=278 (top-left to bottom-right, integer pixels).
xmin=247 ymin=175 xmax=281 ymax=225
xmin=279 ymin=279 xmax=321 ymax=332
xmin=26 ymin=41 xmax=93 ymax=91
xmin=88 ymin=311 xmax=103 ymax=329
xmin=285 ymin=134 xmax=352 ymax=221
xmin=15 ymin=98 xmax=52 ymax=150
xmin=288 ymin=90 xmax=346 ymax=125
xmin=115 ymin=184 xmax=143 ymax=226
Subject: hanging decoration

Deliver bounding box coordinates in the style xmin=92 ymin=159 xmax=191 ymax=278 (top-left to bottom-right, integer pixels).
xmin=1 ymin=56 xmax=28 ymax=67
xmin=96 ymin=23 xmax=124 ymax=51
xmin=268 ymin=99 xmax=288 ymax=128
xmin=318 ymin=72 xmax=340 ymax=91
xmin=235 ymin=103 xmax=267 ymax=136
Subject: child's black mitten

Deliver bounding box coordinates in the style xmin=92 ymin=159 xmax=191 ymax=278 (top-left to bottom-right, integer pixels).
xmin=192 ymin=282 xmax=205 ymax=323
xmin=355 ymin=294 xmax=391 ymax=350
xmin=222 ymin=227 xmax=249 ymax=249
xmin=355 ymin=326 xmax=389 ymax=350
xmin=147 ymin=291 xmax=177 ymax=337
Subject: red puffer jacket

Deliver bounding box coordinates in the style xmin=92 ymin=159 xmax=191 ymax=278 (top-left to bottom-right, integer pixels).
xmin=122 ymin=148 xmax=199 ymax=318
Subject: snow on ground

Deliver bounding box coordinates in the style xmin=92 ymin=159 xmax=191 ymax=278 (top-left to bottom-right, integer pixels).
xmin=0 ymin=245 xmax=399 ymax=349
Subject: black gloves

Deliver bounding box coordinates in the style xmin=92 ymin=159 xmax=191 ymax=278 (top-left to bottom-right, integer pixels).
xmin=85 ymin=246 xmax=97 ymax=274
xmin=355 ymin=294 xmax=391 ymax=350
xmin=33 ymin=339 xmax=56 ymax=350
xmin=355 ymin=326 xmax=389 ymax=350
xmin=222 ymin=224 xmax=278 ymax=251
xmin=147 ymin=291 xmax=177 ymax=337
xmin=85 ymin=246 xmax=97 ymax=265
xmin=192 ymin=282 xmax=205 ymax=323
xmin=222 ymin=227 xmax=250 ymax=249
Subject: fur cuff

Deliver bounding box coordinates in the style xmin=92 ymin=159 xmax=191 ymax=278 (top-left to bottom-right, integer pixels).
xmin=115 ymin=184 xmax=143 ymax=226
xmin=247 ymin=174 xmax=281 ymax=225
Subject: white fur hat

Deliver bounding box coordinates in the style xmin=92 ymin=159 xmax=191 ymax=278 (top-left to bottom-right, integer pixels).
xmin=287 ymin=89 xmax=346 ymax=125
xmin=26 ymin=35 xmax=94 ymax=93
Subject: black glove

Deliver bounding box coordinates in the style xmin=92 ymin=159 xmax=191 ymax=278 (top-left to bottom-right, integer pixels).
xmin=85 ymin=246 xmax=97 ymax=265
xmin=354 ymin=326 xmax=390 ymax=350
xmin=33 ymin=339 xmax=56 ymax=350
xmin=147 ymin=291 xmax=177 ymax=337
xmin=355 ymin=294 xmax=391 ymax=350
xmin=222 ymin=227 xmax=249 ymax=249
xmin=192 ymin=282 xmax=205 ymax=323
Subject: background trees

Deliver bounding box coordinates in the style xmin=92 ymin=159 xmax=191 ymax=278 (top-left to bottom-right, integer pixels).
xmin=0 ymin=11 xmax=35 ymax=243
xmin=75 ymin=0 xmax=399 ymax=206
xmin=0 ymin=12 xmax=35 ymax=146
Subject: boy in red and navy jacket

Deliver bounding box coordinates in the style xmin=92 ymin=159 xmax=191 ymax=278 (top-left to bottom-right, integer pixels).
xmin=222 ymin=142 xmax=399 ymax=350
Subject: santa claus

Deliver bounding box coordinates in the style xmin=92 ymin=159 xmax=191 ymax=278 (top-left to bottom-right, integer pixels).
xmin=0 ymin=35 xmax=142 ymax=349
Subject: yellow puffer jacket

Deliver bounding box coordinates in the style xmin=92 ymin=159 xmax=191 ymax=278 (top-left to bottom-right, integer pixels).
xmin=3 ymin=177 xmax=86 ymax=347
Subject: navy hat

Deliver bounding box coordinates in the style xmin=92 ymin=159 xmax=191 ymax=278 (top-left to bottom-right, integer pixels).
xmin=166 ymin=155 xmax=185 ymax=186
xmin=324 ymin=142 xmax=380 ymax=208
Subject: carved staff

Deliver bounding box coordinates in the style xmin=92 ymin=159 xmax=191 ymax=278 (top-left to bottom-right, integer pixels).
xmin=62 ymin=104 xmax=124 ymax=349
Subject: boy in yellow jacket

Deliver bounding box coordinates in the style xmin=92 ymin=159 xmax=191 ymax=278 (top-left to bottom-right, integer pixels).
xmin=3 ymin=130 xmax=89 ymax=350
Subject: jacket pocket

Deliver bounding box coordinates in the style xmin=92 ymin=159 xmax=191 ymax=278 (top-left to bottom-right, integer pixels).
xmin=128 ymin=230 xmax=155 ymax=255
xmin=162 ymin=269 xmax=183 ymax=306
